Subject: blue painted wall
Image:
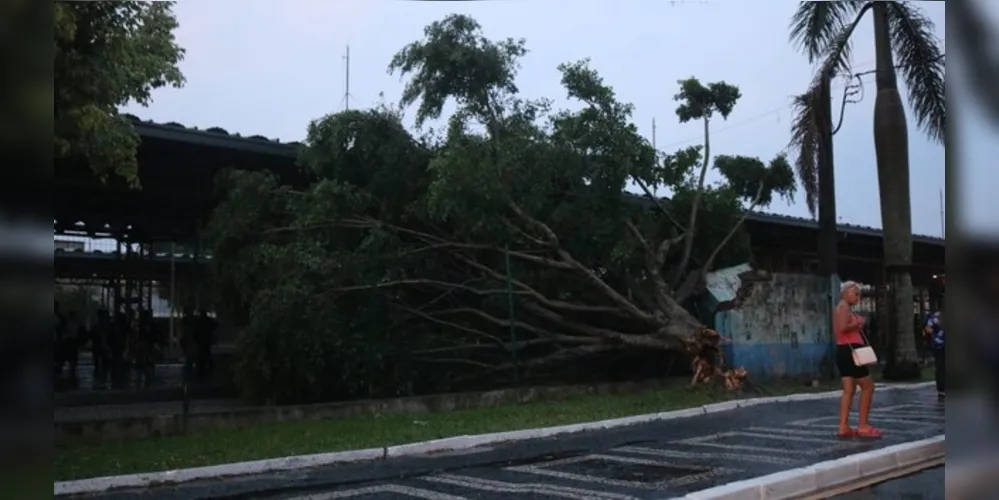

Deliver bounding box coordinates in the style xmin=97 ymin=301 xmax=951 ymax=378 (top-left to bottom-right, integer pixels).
xmin=709 ymin=270 xmax=834 ymax=380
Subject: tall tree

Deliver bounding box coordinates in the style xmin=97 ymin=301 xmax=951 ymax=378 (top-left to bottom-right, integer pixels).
xmin=207 ymin=15 xmax=796 ymax=404
xmin=788 ymin=1 xmax=945 ymax=380
xmin=668 ymin=77 xmax=741 ymax=291
xmin=55 ymin=1 xmax=185 ymax=185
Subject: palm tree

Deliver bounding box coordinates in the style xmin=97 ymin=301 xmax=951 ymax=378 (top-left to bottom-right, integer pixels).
xmin=788 ymin=1 xmax=945 ymax=380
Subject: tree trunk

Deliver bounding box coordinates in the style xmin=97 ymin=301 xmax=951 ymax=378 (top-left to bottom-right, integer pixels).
xmin=872 ymin=2 xmax=920 ymax=380
xmin=817 ymin=76 xmax=838 ymax=279
xmin=816 ymin=75 xmax=839 ymax=380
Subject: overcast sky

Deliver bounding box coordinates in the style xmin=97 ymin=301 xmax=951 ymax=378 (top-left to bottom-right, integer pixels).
xmin=121 ymin=0 xmax=961 ymax=238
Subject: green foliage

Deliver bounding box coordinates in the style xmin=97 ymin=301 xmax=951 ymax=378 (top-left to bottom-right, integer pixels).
xmin=208 ymin=15 xmax=796 ymax=404
xmin=55 ymin=2 xmax=185 ymax=185
xmin=673 ymin=77 xmax=742 ymax=123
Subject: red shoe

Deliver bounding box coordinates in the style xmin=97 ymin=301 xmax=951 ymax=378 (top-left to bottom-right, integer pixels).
xmin=856 ymin=427 xmax=883 ymax=438
xmin=836 ymin=428 xmax=857 ymax=438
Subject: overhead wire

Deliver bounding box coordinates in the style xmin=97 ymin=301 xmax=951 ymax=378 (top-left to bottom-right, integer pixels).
xmin=654 ymin=54 xmax=945 ymax=151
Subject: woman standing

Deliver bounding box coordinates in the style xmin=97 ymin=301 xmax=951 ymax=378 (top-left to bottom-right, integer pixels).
xmin=834 ymin=281 xmax=882 ymax=438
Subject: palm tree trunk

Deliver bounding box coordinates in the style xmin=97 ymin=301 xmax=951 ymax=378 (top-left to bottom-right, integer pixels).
xmin=817 ymin=75 xmax=837 ymax=279
xmin=816 ymin=75 xmax=838 ymax=380
xmin=871 ymin=1 xmax=920 ymax=380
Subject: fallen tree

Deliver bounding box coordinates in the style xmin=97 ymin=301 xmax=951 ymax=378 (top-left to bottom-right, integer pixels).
xmin=207 ymin=15 xmax=796 ymax=404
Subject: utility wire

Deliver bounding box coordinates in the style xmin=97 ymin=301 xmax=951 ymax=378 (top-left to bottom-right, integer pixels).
xmin=655 ymin=54 xmax=945 ymax=152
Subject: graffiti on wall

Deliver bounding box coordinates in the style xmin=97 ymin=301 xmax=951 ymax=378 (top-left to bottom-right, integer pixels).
xmin=708 ymin=266 xmax=833 ymax=379
xmin=729 ymin=273 xmax=830 ymax=346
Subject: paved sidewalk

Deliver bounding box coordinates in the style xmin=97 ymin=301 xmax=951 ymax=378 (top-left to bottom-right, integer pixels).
xmin=71 ymin=386 xmax=942 ymax=500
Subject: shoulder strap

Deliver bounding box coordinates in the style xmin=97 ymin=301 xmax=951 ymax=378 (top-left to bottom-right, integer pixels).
xmin=847 ymin=312 xmax=871 ymax=349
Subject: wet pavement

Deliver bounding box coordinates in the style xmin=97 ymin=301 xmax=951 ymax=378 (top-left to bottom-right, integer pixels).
xmin=70 ymin=385 xmax=943 ymax=500
xmin=830 ymin=466 xmax=943 ymax=499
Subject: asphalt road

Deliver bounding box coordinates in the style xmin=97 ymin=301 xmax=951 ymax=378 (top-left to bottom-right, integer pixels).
xmin=830 ymin=466 xmax=943 ymax=500
xmin=70 ymin=385 xmax=942 ymax=500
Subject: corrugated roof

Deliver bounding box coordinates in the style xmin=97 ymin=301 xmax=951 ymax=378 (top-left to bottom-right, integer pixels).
xmin=705 ymin=263 xmax=753 ymax=304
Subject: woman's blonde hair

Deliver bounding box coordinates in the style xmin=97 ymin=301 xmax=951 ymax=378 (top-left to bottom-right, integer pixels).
xmin=841 ymin=280 xmax=861 ymax=295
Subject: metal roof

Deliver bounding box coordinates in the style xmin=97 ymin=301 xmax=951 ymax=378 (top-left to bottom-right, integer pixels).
xmin=128 ymin=117 xmax=945 ymax=248
xmin=704 ymin=263 xmax=753 ymax=304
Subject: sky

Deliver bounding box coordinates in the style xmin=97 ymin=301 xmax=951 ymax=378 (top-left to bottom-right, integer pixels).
xmin=119 ymin=0 xmax=954 ymax=238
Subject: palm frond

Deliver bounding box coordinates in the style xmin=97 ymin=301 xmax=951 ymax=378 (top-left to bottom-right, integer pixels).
xmin=788 ymin=86 xmax=822 ymax=217
xmin=887 ymin=2 xmax=946 ymax=144
xmin=789 ymin=1 xmax=867 ymax=72
xmin=812 ymin=2 xmax=875 ymax=83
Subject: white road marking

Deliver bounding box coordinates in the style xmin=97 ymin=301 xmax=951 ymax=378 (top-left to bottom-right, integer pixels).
xmin=800 ymin=423 xmax=932 ymax=436
xmin=674 ymin=431 xmax=842 ymax=455
xmin=507 ymin=453 xmax=736 ymax=489
xmin=872 ymin=412 xmax=944 ymax=421
xmin=422 ymin=474 xmax=640 ymax=500
xmin=613 ymin=445 xmax=798 ymax=466
xmin=746 ymin=426 xmax=847 ymax=437
xmin=788 ymin=415 xmax=940 ymax=428
xmin=429 ymin=447 xmax=495 ymax=457
xmin=290 ymin=484 xmax=468 ymax=499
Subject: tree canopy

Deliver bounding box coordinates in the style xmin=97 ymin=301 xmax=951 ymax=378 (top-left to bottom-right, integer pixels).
xmin=207 ymin=15 xmax=795 ymax=404
xmin=55 ymin=1 xmax=185 ymax=185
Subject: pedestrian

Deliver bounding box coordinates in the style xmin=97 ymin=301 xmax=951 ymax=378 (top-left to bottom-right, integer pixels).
xmin=194 ymin=310 xmax=218 ymax=380
xmin=834 ymin=281 xmax=882 ymax=438
xmin=924 ymin=305 xmax=944 ymax=398
xmin=91 ymin=309 xmax=112 ymax=377
xmin=61 ymin=311 xmax=83 ymax=378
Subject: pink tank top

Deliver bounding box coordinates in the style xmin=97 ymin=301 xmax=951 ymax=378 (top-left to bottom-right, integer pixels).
xmin=836 ymin=312 xmax=864 ymax=345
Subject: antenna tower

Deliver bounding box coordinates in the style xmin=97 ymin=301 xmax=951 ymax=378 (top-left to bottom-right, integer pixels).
xmin=343 ymin=45 xmax=352 ymax=110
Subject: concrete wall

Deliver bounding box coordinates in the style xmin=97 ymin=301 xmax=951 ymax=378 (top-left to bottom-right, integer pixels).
xmin=710 ymin=268 xmax=834 ymax=380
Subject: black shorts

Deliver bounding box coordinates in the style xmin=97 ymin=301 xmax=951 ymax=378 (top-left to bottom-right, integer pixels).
xmin=836 ymin=344 xmax=871 ymax=379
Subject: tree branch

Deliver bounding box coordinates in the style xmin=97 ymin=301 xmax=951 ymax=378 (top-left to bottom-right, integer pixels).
xmin=271 ymin=217 xmax=573 ymax=270
xmin=447 ymin=250 xmax=629 ymax=316
xmin=670 ymin=117 xmax=712 ymax=288
xmin=674 ymin=183 xmax=765 ymax=303
xmin=520 ymin=301 xmax=677 ymax=350
xmin=329 ymin=279 xmax=522 ymax=297
xmin=394 ymin=303 xmax=506 ymax=346
xmin=633 ymin=178 xmax=688 ymax=234
xmin=431 ymin=306 xmax=572 ymax=341
xmin=508 ymin=201 xmax=657 ymax=323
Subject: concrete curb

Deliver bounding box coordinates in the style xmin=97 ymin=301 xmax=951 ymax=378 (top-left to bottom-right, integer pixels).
xmin=679 ymin=434 xmax=945 ymax=500
xmin=54 ymin=381 xmax=933 ymax=497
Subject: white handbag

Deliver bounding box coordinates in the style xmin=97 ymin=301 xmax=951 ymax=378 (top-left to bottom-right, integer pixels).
xmin=850 ymin=326 xmax=878 ymax=366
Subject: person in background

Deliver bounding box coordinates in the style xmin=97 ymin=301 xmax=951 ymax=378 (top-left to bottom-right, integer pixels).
xmin=54 ymin=301 xmax=64 ymax=375
xmin=181 ymin=307 xmax=197 ymax=379
xmin=924 ymin=305 xmax=945 ymax=398
xmin=834 ymin=281 xmax=882 ymax=438
xmin=110 ymin=311 xmax=129 ymax=387
xmin=194 ymin=310 xmax=218 ymax=380
xmin=91 ymin=309 xmax=112 ymax=377
xmin=61 ymin=310 xmax=83 ymax=378
xmin=135 ymin=309 xmax=161 ymax=387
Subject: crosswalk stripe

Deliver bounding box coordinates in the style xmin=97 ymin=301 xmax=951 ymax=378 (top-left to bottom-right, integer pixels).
xmin=423 ymin=474 xmax=640 ymax=500
xmin=287 ymin=484 xmax=468 ymax=500
xmin=613 ymin=445 xmax=797 ymax=465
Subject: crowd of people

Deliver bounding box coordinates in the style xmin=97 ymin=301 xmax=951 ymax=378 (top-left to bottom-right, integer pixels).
xmin=53 ymin=301 xmax=219 ymax=388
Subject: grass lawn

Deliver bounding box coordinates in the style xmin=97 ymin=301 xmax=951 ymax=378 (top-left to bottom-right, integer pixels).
xmin=872 ymin=364 xmax=935 ymax=383
xmin=55 ymin=378 xmax=846 ymax=482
